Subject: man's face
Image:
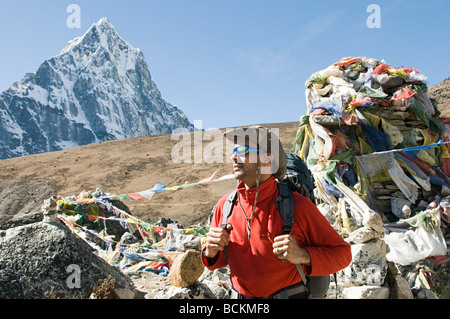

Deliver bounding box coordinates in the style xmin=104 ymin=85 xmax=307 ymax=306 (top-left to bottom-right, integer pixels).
xmin=230 ymin=144 xmax=259 ymax=186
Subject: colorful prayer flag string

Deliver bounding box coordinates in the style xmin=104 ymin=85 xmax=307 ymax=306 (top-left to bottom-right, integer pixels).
xmin=124 ymin=170 xmax=234 ymax=200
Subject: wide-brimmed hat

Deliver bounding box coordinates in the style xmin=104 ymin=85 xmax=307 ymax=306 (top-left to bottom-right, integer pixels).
xmin=224 ymin=125 xmax=286 ymax=181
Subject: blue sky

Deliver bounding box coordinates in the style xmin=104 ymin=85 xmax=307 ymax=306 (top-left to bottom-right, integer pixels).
xmin=0 ymin=0 xmax=449 ymax=130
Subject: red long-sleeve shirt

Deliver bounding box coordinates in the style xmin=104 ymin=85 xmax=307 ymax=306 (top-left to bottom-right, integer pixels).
xmin=201 ymin=176 xmax=352 ymax=298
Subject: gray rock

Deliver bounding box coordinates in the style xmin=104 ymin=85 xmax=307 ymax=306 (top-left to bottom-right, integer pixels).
xmin=154 ymin=282 xmax=216 ymax=299
xmin=201 ymin=280 xmax=230 ymax=299
xmin=389 ymin=275 xmax=414 ymax=299
xmin=363 ymin=211 xmax=384 ymax=234
xmin=42 ymin=196 xmax=58 ymax=224
xmin=391 ymin=197 xmax=412 ymax=219
xmin=0 ymin=221 xmax=137 ymax=299
xmin=338 ymin=239 xmax=387 ymax=286
xmin=349 ymin=226 xmax=380 ymax=244
xmin=198 ymin=268 xmax=232 ymax=299
xmin=386 ymin=261 xmax=413 ymax=299
xmin=342 ymin=285 xmax=390 ymax=299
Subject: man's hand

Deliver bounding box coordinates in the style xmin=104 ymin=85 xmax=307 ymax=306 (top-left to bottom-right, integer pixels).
xmin=204 ymin=225 xmax=233 ymax=258
xmin=273 ymin=234 xmax=311 ymax=266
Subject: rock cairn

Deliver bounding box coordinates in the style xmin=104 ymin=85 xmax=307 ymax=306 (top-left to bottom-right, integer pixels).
xmin=292 ymin=56 xmax=449 ymax=298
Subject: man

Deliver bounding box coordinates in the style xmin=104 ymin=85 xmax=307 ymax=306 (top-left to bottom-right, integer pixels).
xmin=201 ymin=126 xmax=352 ymax=299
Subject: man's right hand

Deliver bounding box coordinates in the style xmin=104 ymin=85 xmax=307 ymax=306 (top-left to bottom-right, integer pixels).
xmin=204 ymin=225 xmax=233 ymax=258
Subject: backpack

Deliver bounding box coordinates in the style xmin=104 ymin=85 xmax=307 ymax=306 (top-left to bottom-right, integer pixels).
xmin=221 ymin=152 xmax=333 ymax=299
xmin=283 ymin=151 xmax=316 ymax=205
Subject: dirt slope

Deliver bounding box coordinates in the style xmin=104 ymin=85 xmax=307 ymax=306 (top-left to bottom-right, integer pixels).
xmin=0 ymin=122 xmax=300 ymax=227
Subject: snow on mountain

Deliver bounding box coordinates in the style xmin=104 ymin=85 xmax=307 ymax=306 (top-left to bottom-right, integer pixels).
xmin=0 ymin=18 xmax=193 ymax=159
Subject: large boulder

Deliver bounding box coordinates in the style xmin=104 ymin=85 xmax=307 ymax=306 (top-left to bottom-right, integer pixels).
xmin=0 ymin=220 xmax=137 ymax=299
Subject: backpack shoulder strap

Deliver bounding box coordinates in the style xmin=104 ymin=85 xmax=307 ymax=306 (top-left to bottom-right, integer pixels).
xmin=275 ymin=182 xmax=295 ymax=235
xmin=295 ymin=264 xmax=309 ymax=287
xmin=221 ymin=189 xmax=238 ymax=228
xmin=221 ymin=189 xmax=238 ymax=260
xmin=276 ymin=182 xmax=309 ymax=286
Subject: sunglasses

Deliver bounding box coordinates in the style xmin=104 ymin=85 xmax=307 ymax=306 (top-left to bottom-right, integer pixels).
xmin=233 ymin=145 xmax=260 ymax=156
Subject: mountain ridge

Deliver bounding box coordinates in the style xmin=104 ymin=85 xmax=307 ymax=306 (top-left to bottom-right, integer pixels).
xmin=0 ymin=18 xmax=192 ymax=160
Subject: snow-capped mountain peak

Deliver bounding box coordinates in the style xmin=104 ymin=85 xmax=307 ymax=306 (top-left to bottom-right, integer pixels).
xmin=61 ymin=18 xmax=128 ymax=55
xmin=0 ymin=18 xmax=192 ymax=159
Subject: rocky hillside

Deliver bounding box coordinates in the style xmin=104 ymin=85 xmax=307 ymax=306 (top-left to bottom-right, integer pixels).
xmin=430 ymin=77 xmax=450 ymax=117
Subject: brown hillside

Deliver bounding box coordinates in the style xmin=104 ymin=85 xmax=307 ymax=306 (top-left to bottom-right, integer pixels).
xmin=429 ymin=77 xmax=450 ymax=117
xmin=0 ymin=122 xmax=300 ymax=227
xmin=2 ymin=78 xmax=447 ymax=228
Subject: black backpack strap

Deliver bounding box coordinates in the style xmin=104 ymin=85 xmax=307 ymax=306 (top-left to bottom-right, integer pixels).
xmin=221 ymin=190 xmax=238 ymax=260
xmin=276 ymin=182 xmax=309 ymax=286
xmin=295 ymin=264 xmax=309 ymax=287
xmin=275 ymin=182 xmax=295 ymax=235
xmin=221 ymin=190 xmax=237 ymax=228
